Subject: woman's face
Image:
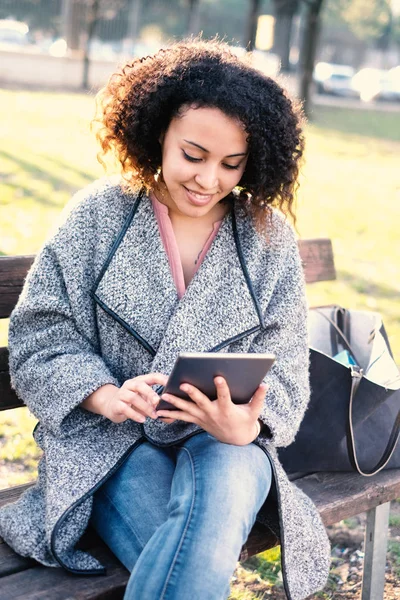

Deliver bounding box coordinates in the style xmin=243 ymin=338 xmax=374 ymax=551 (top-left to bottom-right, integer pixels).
xmin=157 ymin=106 xmax=248 ymax=220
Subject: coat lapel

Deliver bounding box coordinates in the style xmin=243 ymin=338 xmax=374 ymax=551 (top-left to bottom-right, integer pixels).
xmin=150 ymin=205 xmax=263 ymax=373
xmin=93 ymin=192 xmax=263 ymax=367
xmin=92 ymin=191 xmax=179 ymax=356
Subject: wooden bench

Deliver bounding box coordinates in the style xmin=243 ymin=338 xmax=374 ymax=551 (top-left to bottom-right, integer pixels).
xmin=1 ymin=245 xmax=399 ymax=600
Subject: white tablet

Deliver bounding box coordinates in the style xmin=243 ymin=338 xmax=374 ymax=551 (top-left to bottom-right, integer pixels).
xmin=156 ymin=352 xmax=275 ymax=411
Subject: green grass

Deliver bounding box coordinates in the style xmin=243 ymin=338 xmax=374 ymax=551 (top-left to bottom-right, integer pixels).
xmin=241 ymin=547 xmax=283 ymax=587
xmin=309 ymin=104 xmax=400 ymax=142
xmin=342 ymin=517 xmax=360 ymax=529
xmin=0 ymin=89 xmax=399 ymax=504
xmin=389 ymin=514 xmax=400 ymax=527
xmin=388 ymin=540 xmax=400 ymax=577
xmin=0 ymin=408 xmax=41 ymax=488
xmin=0 ymin=89 xmax=103 ymax=255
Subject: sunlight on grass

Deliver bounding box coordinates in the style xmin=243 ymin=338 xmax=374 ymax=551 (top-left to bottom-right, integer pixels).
xmin=0 ymin=407 xmax=40 ymax=488
xmin=0 ymin=90 xmax=104 ymax=254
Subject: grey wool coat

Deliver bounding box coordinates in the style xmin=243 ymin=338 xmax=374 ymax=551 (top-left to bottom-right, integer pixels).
xmin=0 ymin=177 xmax=331 ymax=600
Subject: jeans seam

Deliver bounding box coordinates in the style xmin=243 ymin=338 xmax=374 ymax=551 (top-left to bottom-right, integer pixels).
xmin=97 ymin=486 xmax=147 ymax=550
xmin=159 ymin=446 xmax=196 ymax=600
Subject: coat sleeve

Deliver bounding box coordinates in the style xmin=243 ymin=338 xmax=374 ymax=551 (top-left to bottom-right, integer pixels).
xmin=8 ymin=187 xmax=120 ymax=436
xmin=250 ymin=224 xmax=310 ymax=448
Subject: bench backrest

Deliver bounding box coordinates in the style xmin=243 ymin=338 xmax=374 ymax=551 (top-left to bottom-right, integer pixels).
xmin=0 ymin=239 xmax=336 ymax=412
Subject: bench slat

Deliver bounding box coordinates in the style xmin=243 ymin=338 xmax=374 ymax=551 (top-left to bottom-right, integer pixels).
xmin=0 ymin=256 xmax=34 ymax=319
xmin=0 ymin=542 xmax=36 ymax=578
xmin=0 ymin=483 xmax=34 ymax=512
xmin=0 ymin=546 xmax=128 ymax=600
xmin=298 ymin=238 xmax=336 ymax=284
xmin=2 ymin=471 xmax=399 ymax=562
xmin=0 ymin=526 xmax=115 ymax=579
xmin=296 ymin=469 xmax=400 ymax=527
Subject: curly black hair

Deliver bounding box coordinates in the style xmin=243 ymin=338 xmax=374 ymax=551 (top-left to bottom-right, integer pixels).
xmin=94 ymin=38 xmax=305 ymax=229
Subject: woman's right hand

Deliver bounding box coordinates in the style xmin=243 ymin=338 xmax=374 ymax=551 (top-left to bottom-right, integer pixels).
xmin=81 ymin=373 xmax=170 ymax=424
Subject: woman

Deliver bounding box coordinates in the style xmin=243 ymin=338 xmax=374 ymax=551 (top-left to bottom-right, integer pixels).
xmin=0 ymin=39 xmax=330 ymax=599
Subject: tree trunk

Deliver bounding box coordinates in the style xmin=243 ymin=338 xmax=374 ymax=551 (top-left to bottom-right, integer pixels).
xmin=272 ymin=0 xmax=299 ymax=71
xmin=82 ymin=0 xmax=101 ymax=90
xmin=299 ymin=0 xmax=324 ymax=118
xmin=245 ymin=0 xmax=261 ymax=51
xmin=127 ymin=0 xmax=142 ymax=48
xmin=62 ymin=0 xmax=86 ymax=52
xmin=187 ymin=0 xmax=201 ymax=36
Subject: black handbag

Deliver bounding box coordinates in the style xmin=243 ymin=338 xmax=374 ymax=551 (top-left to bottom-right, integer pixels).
xmin=278 ymin=306 xmax=400 ymax=477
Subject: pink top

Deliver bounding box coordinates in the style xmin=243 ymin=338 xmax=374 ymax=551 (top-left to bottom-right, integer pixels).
xmin=151 ymin=193 xmax=223 ymax=299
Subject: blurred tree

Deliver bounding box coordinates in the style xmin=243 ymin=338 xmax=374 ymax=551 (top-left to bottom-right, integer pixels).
xmin=78 ymin=0 xmax=125 ymax=88
xmin=323 ymin=0 xmax=393 ymax=46
xmin=186 ymin=0 xmax=201 ymax=35
xmin=246 ymin=0 xmax=262 ymax=51
xmin=298 ymin=0 xmax=324 ymax=116
xmin=271 ymin=0 xmax=300 ymax=71
xmin=126 ymin=0 xmax=142 ymax=45
xmin=82 ymin=0 xmax=101 ymax=89
xmin=63 ymin=0 xmax=86 ymax=51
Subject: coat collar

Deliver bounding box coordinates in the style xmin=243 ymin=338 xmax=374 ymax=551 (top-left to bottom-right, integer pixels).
xmin=92 ymin=189 xmax=264 ymax=368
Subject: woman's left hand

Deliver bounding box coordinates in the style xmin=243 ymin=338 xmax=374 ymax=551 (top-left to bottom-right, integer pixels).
xmin=155 ymin=377 xmax=268 ymax=446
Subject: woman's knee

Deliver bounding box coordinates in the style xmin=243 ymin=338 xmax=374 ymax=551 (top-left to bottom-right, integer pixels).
xmin=181 ymin=434 xmax=272 ymax=519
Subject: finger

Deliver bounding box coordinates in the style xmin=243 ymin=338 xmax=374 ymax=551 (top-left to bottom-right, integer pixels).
xmin=179 ymin=384 xmax=210 ymax=409
xmin=159 ymin=393 xmax=204 ymax=419
xmin=139 ymin=373 xmax=169 ymax=386
xmin=125 ymin=373 xmax=168 ymax=389
xmin=117 ymin=402 xmax=149 ymax=424
xmin=156 ymin=409 xmax=199 ymax=425
xmin=214 ymin=377 xmax=232 ymax=407
xmin=130 ymin=381 xmax=161 ymax=407
xmin=120 ymin=391 xmax=157 ymax=419
xmin=249 ymin=383 xmax=269 ymax=415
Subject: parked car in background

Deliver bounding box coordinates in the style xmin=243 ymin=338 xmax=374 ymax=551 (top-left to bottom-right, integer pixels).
xmin=352 ymin=68 xmax=385 ymax=102
xmin=0 ymin=19 xmax=30 ymax=49
xmin=0 ymin=19 xmax=68 ymax=57
xmin=313 ymin=62 xmax=357 ymax=97
xmin=352 ymin=67 xmax=400 ymax=102
xmin=385 ymin=67 xmax=400 ymax=101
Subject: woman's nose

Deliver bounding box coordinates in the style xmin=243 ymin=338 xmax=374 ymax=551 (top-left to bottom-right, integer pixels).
xmin=194 ymin=168 xmax=219 ymax=191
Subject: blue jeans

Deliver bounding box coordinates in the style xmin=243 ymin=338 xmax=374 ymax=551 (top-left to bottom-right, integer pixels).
xmin=90 ymin=431 xmax=272 ymax=600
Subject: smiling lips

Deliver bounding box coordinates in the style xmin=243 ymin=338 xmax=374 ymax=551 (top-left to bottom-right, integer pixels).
xmin=184 ymin=186 xmax=216 ymax=206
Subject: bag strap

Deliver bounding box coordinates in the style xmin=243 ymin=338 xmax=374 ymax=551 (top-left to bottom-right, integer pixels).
xmin=330 ymin=307 xmax=339 ymax=356
xmin=313 ymin=307 xmax=361 ymax=366
xmin=347 ymin=366 xmax=400 ymax=476
xmin=335 ymin=306 xmax=351 ymax=350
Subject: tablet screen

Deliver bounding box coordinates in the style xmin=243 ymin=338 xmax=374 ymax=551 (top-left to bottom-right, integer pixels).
xmin=157 ymin=352 xmax=275 ymax=411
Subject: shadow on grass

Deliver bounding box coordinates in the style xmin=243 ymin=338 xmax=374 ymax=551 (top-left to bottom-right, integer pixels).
xmin=2 ymin=182 xmax=62 ymax=208
xmin=42 ymin=154 xmax=95 ymax=187
xmin=337 ymin=269 xmax=400 ymax=301
xmin=310 ymin=106 xmax=400 ymax=143
xmin=0 ymin=149 xmax=93 ymax=196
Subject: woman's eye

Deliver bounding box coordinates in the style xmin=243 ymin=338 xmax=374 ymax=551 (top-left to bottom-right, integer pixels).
xmin=182 ymin=150 xmax=201 ymax=162
xmin=182 ymin=150 xmax=240 ymax=170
